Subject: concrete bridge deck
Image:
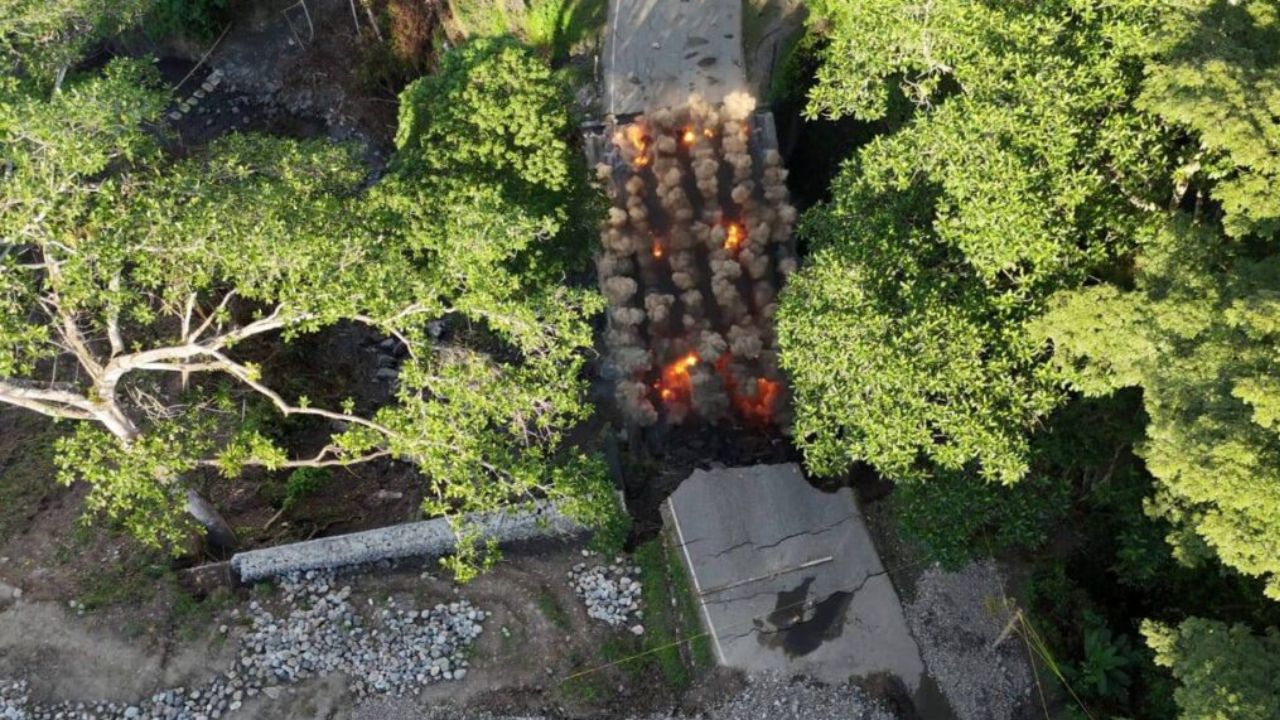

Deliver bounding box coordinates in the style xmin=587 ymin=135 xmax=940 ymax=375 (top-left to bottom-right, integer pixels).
xmin=605 ymin=0 xmax=746 ymax=115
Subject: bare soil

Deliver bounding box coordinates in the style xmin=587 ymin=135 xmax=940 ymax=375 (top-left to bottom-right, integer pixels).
xmin=0 ymin=536 xmax=722 ymax=719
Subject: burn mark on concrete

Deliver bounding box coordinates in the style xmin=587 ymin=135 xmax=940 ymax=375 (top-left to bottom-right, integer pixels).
xmin=752 ymin=577 xmax=853 ymax=657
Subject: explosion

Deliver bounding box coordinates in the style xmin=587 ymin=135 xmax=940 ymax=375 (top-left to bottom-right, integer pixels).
xmin=724 ymin=222 xmax=745 ymax=252
xmin=597 ymin=91 xmax=796 ymax=429
xmin=620 ymin=124 xmax=651 ymax=168
xmin=657 ymin=352 xmax=699 ymax=404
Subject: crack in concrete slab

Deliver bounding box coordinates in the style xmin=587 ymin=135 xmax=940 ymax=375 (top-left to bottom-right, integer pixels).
xmin=707 ymin=513 xmax=854 ymax=561
xmin=709 ymin=539 xmax=754 ymax=558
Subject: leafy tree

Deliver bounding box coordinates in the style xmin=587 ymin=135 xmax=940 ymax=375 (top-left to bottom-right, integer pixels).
xmin=892 ymin=467 xmax=1069 ymax=570
xmin=0 ymin=0 xmax=149 ymax=84
xmin=1073 ymin=610 xmax=1142 ymax=703
xmin=779 ymin=0 xmax=1175 ymax=483
xmin=1035 ymin=219 xmax=1280 ymax=599
xmin=1 ymin=38 xmax=612 ymax=572
xmin=1138 ymin=0 xmax=1280 ymax=240
xmin=1143 ymin=618 xmax=1280 ymax=720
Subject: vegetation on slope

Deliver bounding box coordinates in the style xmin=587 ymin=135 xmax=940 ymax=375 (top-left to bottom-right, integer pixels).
xmin=783 ymin=2 xmax=1280 ymax=717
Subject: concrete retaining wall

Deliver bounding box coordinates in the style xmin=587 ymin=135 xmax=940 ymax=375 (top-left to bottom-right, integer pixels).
xmin=230 ymin=502 xmax=583 ymax=583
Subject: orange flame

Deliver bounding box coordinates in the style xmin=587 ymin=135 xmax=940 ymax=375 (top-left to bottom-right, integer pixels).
xmin=625 ymin=124 xmax=650 ymax=168
xmin=713 ymin=352 xmax=781 ymax=424
xmin=655 ymin=352 xmax=699 ymax=406
xmin=735 ymin=378 xmax=781 ymax=423
xmin=681 ymin=127 xmax=696 ymax=146
xmin=703 ymin=128 xmax=715 ymax=140
xmin=625 ymin=124 xmax=647 ymax=150
xmin=724 ymin=222 xmax=745 ymax=251
xmin=652 ymin=242 xmax=664 ymax=259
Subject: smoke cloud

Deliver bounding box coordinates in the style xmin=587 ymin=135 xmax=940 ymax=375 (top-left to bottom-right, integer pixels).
xmin=597 ymin=93 xmax=795 ymax=429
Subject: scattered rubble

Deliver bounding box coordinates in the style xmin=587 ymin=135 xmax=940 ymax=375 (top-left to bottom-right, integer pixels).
xmin=567 ymin=555 xmax=643 ymax=628
xmin=0 ymin=568 xmax=485 ymax=720
xmin=352 ymin=673 xmax=900 ymax=720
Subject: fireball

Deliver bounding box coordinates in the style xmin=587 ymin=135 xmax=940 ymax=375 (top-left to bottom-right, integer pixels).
xmin=655 ymin=352 xmax=700 ymax=406
xmin=724 ymin=222 xmax=745 ymax=252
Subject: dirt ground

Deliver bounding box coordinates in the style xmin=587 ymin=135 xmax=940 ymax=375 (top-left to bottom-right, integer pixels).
xmin=1 ymin=533 xmax=728 ymax=719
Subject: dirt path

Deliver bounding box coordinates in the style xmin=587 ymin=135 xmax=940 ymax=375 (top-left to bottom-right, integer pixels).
xmin=0 ymin=543 xmax=706 ymax=719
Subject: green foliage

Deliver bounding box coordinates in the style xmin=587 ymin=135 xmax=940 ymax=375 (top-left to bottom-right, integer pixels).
xmin=1072 ymin=611 xmax=1141 ymax=702
xmin=1143 ymin=618 xmax=1280 ymax=720
xmin=779 ymin=0 xmax=1176 ymax=485
xmin=1138 ymin=1 xmax=1280 ymax=239
xmin=1036 ymin=219 xmax=1280 ymax=599
xmin=143 ymin=0 xmax=230 ymax=41
xmin=537 ymin=587 xmax=571 ymax=630
xmin=282 ymin=467 xmax=330 ymax=511
xmin=633 ymin=539 xmax=693 ymax=689
xmin=394 ymin=36 xmax=575 ymax=208
xmin=447 ymin=0 xmax=605 ymax=61
xmin=54 ymin=420 xmax=215 ymax=548
xmin=0 ymin=0 xmax=149 ymax=83
xmin=522 ymin=0 xmax=606 ymax=61
xmin=586 ymin=497 xmax=631 ymax=557
xmin=893 ymin=468 xmax=1070 ymax=570
xmin=77 ymin=552 xmax=168 ymax=611
xmin=1 ymin=36 xmax=609 ymax=579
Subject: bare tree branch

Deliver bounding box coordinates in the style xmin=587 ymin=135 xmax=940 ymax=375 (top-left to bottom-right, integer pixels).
xmin=42 ymin=258 xmax=104 ymax=381
xmin=190 ymin=290 xmax=236 ymax=343
xmin=198 ymin=447 xmax=391 ymax=471
xmin=106 ymin=274 xmax=125 ymax=357
xmin=207 ymin=350 xmax=400 ymax=438
xmin=0 ymin=378 xmax=99 ymax=421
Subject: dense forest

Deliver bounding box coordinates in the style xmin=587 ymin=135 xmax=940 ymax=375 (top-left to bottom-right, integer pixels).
xmin=1 ymin=1 xmax=1278 ymax=718
xmin=779 ymin=2 xmax=1280 ymax=717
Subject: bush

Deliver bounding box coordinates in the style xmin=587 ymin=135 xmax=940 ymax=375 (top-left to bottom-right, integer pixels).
xmin=893 ymin=468 xmax=1070 ymax=570
xmin=144 ymin=0 xmax=231 ymax=41
xmin=282 ymin=467 xmax=330 ymax=511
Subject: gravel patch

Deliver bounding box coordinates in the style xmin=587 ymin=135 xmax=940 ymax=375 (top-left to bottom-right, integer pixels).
xmin=567 ymin=553 xmax=643 ymax=630
xmin=905 ymin=560 xmax=1033 ymax=720
xmin=651 ymin=674 xmax=899 ymax=720
xmin=352 ymin=674 xmax=899 ymax=720
xmin=1 ymin=566 xmax=485 ymax=719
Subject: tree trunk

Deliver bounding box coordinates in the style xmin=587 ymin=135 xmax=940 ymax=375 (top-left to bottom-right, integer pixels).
xmin=186 ymin=488 xmax=239 ymax=558
xmin=97 ymin=404 xmax=240 ymax=557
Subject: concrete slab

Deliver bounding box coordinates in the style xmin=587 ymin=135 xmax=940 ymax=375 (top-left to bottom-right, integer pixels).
xmin=605 ymin=0 xmax=747 ymax=115
xmin=665 ymin=464 xmax=926 ymax=688
xmin=231 ymin=501 xmax=581 ymax=582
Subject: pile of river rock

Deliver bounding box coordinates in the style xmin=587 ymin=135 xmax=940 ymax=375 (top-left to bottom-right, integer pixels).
xmin=0 ymin=568 xmax=485 ymax=720
xmin=568 ymin=556 xmax=644 ymax=632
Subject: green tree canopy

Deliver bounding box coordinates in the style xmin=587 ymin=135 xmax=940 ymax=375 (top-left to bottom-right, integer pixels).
xmin=1138 ymin=0 xmax=1280 ymax=240
xmin=779 ymin=0 xmax=1174 ymax=484
xmin=1143 ymin=618 xmax=1280 ymax=720
xmin=0 ymin=0 xmax=149 ymax=85
xmin=0 ymin=38 xmax=609 ymax=573
xmin=1036 ymin=219 xmax=1280 ymax=599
